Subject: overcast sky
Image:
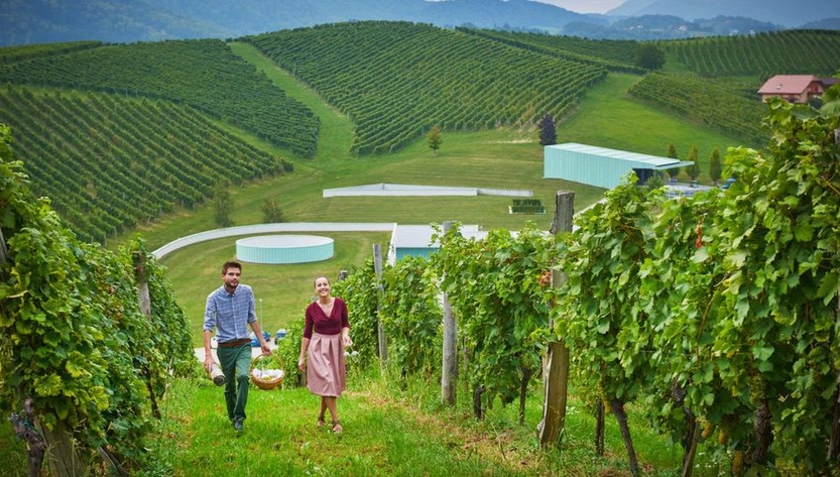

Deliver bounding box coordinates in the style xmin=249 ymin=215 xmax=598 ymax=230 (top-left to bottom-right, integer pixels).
xmin=532 ymin=0 xmax=626 ymax=14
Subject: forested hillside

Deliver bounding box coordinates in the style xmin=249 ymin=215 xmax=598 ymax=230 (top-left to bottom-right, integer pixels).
xmin=244 ymin=21 xmax=607 ymax=155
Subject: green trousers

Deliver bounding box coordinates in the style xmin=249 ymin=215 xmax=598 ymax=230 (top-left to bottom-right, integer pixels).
xmin=216 ymin=344 xmax=252 ymax=423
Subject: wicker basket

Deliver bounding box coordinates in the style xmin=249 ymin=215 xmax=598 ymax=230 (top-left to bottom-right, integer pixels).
xmin=249 ymin=353 xmax=284 ymax=390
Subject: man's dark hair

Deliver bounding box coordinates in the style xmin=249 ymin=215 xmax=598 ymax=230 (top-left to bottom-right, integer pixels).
xmin=222 ymin=261 xmax=243 ymax=275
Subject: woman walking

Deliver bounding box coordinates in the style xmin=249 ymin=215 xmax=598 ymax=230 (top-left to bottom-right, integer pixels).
xmin=298 ymin=276 xmax=352 ymax=433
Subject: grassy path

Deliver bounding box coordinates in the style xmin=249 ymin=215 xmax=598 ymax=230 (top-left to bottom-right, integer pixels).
xmin=136 ymin=370 xmax=700 ymax=477
xmin=228 ymin=42 xmax=354 ymax=166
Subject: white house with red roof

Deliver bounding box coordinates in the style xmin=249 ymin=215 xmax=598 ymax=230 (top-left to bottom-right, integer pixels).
xmin=758 ymin=75 xmax=830 ymax=103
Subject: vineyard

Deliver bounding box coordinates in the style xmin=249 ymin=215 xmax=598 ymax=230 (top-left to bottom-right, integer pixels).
xmin=2 ymin=17 xmax=840 ymax=475
xmin=627 ymin=72 xmax=768 ymax=146
xmin=0 ymin=122 xmax=197 ymax=475
xmin=659 ymin=29 xmax=840 ymax=78
xmin=243 ymin=21 xmax=607 ymax=155
xmin=0 ymin=86 xmax=291 ymax=242
xmin=0 ymin=40 xmax=103 ymax=64
xmin=0 ymin=39 xmax=320 ymax=157
xmin=311 ymin=99 xmax=840 ymax=475
xmin=460 ymin=27 xmax=646 ymax=74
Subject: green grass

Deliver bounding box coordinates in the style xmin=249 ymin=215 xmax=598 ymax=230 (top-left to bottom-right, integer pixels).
xmin=0 ymin=367 xmax=725 ymax=477
xmin=165 ymin=232 xmax=390 ymax=346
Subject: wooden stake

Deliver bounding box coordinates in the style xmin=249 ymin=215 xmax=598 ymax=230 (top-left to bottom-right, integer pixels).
xmin=441 ymin=221 xmax=458 ymax=406
xmin=538 ymin=191 xmax=574 ymax=447
xmin=372 ymin=243 xmax=387 ymax=363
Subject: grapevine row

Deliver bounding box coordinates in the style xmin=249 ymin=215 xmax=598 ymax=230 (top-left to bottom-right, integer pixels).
xmin=1 ymin=127 xmax=196 ymax=473
xmin=0 ymin=86 xmax=288 ymax=242
xmin=334 ymin=101 xmax=840 ymax=474
xmin=660 ymin=29 xmax=840 ymax=78
xmin=0 ymin=40 xmax=103 ymax=64
xmin=459 ymin=27 xmax=646 ymax=74
xmin=628 ymin=72 xmax=768 ymax=146
xmin=0 ymin=39 xmax=320 ymax=157
xmin=244 ymin=21 xmax=607 ymax=155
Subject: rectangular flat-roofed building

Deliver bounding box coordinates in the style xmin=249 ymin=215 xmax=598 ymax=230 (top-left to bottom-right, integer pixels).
xmin=544 ymin=142 xmax=691 ymax=189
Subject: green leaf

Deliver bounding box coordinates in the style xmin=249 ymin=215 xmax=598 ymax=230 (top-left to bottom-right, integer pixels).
xmin=34 ymin=374 xmax=63 ymax=397
xmin=726 ymin=250 xmax=748 ymax=268
xmin=793 ymin=222 xmax=813 ymax=242
xmin=752 ymin=344 xmax=774 ymax=361
xmin=818 ymin=272 xmax=838 ymax=305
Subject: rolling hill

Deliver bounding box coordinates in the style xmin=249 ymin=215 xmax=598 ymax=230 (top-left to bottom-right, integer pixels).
xmin=1 ymin=23 xmax=839 ymax=244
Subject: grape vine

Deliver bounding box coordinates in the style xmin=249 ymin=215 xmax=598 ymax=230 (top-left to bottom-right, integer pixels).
xmin=0 ymin=123 xmax=196 ymax=473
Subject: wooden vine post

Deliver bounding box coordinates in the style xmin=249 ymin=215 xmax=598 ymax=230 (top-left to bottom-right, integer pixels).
xmin=133 ymin=250 xmax=160 ymax=419
xmin=372 ymin=243 xmax=388 ymax=363
xmin=538 ymin=190 xmax=574 ymax=447
xmin=441 ymin=221 xmax=458 ymax=406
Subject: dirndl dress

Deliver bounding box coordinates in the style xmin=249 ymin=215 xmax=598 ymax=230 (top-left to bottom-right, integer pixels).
xmin=306 ymin=332 xmax=346 ymax=397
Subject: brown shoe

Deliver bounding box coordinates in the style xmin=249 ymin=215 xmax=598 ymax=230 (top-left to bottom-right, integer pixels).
xmin=317 ymin=414 xmax=325 ymax=428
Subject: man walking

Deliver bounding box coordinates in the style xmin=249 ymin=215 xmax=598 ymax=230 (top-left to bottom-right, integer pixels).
xmin=203 ymin=261 xmax=271 ymax=432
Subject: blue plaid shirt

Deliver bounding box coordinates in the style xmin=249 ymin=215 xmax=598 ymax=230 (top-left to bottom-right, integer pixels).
xmin=203 ymin=284 xmax=257 ymax=343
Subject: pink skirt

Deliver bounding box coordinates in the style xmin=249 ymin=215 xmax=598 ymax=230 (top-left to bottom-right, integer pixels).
xmin=307 ymin=332 xmax=346 ymax=397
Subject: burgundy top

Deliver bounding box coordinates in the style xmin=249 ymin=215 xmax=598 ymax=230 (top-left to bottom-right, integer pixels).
xmin=303 ymin=297 xmax=350 ymax=339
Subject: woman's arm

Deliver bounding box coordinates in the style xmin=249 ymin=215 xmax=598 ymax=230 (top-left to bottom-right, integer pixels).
xmin=298 ymin=337 xmax=310 ymax=371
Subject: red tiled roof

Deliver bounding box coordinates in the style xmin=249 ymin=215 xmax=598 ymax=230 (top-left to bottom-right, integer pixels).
xmin=758 ymin=75 xmax=817 ymax=95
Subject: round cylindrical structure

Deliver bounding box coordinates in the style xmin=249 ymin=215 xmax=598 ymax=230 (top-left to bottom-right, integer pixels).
xmin=236 ymin=235 xmax=334 ymax=264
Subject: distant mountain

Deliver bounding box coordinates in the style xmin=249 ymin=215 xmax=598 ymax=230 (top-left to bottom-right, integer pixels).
xmin=564 ymin=14 xmax=782 ymax=40
xmin=2 ymin=0 xmax=837 ymax=47
xmin=606 ymin=0 xmax=837 ymax=28
xmin=0 ymin=0 xmax=598 ymax=46
xmin=800 ymin=18 xmax=840 ymax=30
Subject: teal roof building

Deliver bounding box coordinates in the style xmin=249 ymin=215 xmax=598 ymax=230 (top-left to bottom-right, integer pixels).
xmin=544 ymin=143 xmax=691 ymax=189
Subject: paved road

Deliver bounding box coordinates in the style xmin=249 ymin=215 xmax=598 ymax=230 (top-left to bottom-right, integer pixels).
xmin=154 ymin=222 xmax=396 ymax=259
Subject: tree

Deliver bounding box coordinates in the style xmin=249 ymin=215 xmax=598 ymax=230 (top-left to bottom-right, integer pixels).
xmin=427 ymin=125 xmax=442 ymax=155
xmin=262 ymin=198 xmax=284 ymax=223
xmin=820 ymin=70 xmax=840 ymax=117
xmin=213 ymin=180 xmax=234 ymax=228
xmin=684 ymin=145 xmax=701 ymax=182
xmin=645 ymin=171 xmax=665 ymax=191
xmin=708 ymin=147 xmax=722 ymax=185
xmin=666 ymin=144 xmax=680 ymax=182
xmin=538 ymin=113 xmax=557 ymax=146
xmin=634 ymin=43 xmax=665 ymax=70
